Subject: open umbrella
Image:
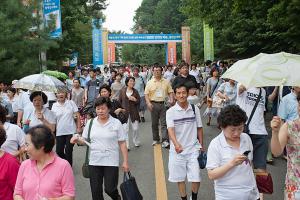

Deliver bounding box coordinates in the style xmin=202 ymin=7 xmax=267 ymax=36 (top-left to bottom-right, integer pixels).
xmin=42 ymin=70 xmax=68 ymax=80
xmin=221 ymin=52 xmax=300 ymax=88
xmin=14 ymin=73 xmax=67 ymax=93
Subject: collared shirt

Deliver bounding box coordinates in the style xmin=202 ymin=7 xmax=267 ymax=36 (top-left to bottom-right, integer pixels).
xmin=278 ymin=92 xmax=299 ymax=121
xmin=1 ymin=122 xmax=25 ymax=155
xmin=82 ymin=116 xmax=127 ymax=166
xmin=51 ymin=100 xmax=78 ymax=136
xmin=166 ymin=103 xmax=202 ymax=154
xmin=14 ymin=153 xmax=75 ymax=199
xmin=144 ymin=78 xmax=173 ymax=102
xmin=27 ymin=108 xmax=56 ymax=128
xmin=206 ymin=132 xmax=259 ymax=200
xmin=163 ymin=70 xmax=174 ymax=82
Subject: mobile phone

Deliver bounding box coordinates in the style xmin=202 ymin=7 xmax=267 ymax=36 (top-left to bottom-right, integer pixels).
xmin=243 ymin=150 xmax=251 ymax=156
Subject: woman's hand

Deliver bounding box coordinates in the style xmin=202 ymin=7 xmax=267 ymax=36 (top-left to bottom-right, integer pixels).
xmin=230 ymin=154 xmax=247 ymax=167
xmin=271 ymin=116 xmax=281 ymax=133
xmin=114 ymin=108 xmax=122 ymax=115
xmin=129 ymin=96 xmax=137 ymax=102
xmin=36 ymin=112 xmax=44 ymax=121
xmin=70 ymin=135 xmax=79 ymax=144
xmin=122 ymin=161 xmax=130 ymax=172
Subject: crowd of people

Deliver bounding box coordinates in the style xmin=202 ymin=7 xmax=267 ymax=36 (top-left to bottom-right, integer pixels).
xmin=0 ymin=60 xmax=299 ymax=200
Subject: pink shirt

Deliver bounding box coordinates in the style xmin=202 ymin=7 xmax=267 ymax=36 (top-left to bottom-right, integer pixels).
xmin=14 ymin=153 xmax=75 ymax=200
xmin=0 ymin=152 xmax=20 ymax=200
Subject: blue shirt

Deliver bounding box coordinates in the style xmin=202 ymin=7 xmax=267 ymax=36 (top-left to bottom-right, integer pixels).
xmin=278 ymin=92 xmax=299 ymax=121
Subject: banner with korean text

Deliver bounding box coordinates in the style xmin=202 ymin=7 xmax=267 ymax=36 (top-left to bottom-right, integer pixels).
xmin=43 ymin=0 xmax=62 ymax=38
xmin=203 ymin=22 xmax=214 ymax=61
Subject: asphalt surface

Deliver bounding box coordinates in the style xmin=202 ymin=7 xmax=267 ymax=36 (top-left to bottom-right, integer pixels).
xmin=72 ymin=110 xmax=286 ymax=200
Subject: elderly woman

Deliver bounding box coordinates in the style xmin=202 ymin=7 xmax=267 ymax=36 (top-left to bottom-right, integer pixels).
xmin=71 ymin=97 xmax=129 ymax=200
xmin=206 ymin=105 xmax=259 ymax=200
xmin=0 ymin=127 xmax=20 ymax=200
xmin=0 ymin=105 xmax=25 ymax=158
xmin=14 ymin=125 xmax=75 ymax=200
xmin=119 ymin=77 xmax=141 ymax=149
xmin=51 ymin=91 xmax=81 ymax=166
xmin=271 ymin=93 xmax=300 ymax=200
xmin=23 ymin=91 xmax=56 ymax=133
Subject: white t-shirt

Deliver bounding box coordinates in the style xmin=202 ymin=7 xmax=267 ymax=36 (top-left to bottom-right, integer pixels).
xmin=206 ymin=132 xmax=259 ymax=200
xmin=163 ymin=70 xmax=174 ymax=81
xmin=236 ymin=86 xmax=268 ymax=135
xmin=189 ymin=69 xmax=201 ymax=83
xmin=51 ymin=100 xmax=78 ymax=136
xmin=166 ymin=103 xmax=202 ymax=154
xmin=82 ymin=116 xmax=127 ymax=166
xmin=1 ymin=122 xmax=25 ymax=155
xmin=28 ymin=108 xmax=56 ymax=128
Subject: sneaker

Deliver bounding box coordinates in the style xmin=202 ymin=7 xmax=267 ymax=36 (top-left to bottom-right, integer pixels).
xmin=152 ymin=140 xmax=159 ymax=146
xmin=161 ymin=141 xmax=170 ymax=148
xmin=141 ymin=117 xmax=145 ymax=122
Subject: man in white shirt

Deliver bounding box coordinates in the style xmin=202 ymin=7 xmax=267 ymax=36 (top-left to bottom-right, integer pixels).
xmin=166 ymin=83 xmax=204 ymax=200
xmin=236 ymin=85 xmax=268 ymax=172
xmin=163 ymin=65 xmax=174 ymax=82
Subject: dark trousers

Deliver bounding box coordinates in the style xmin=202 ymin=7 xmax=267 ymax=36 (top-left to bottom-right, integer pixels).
xmin=89 ymin=165 xmax=121 ymax=200
xmin=150 ymin=102 xmax=168 ymax=142
xmin=56 ymin=134 xmax=74 ymax=166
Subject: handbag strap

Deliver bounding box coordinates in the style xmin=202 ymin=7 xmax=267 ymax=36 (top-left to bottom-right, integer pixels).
xmin=246 ymin=88 xmax=262 ymax=127
xmin=209 ymin=78 xmax=220 ymax=98
xmin=123 ymin=171 xmax=132 ymax=181
xmin=84 ymin=118 xmax=94 ymax=165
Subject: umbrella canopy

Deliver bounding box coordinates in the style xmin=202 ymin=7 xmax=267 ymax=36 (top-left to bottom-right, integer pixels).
xmin=221 ymin=52 xmax=300 ymax=88
xmin=42 ymin=70 xmax=68 ymax=80
xmin=14 ymin=74 xmax=67 ymax=93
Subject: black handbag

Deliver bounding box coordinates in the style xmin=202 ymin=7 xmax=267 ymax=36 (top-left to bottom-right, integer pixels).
xmin=120 ymin=172 xmax=143 ymax=200
xmin=243 ymin=88 xmax=262 ymax=134
xmin=198 ymin=151 xmax=207 ymax=169
xmin=82 ymin=118 xmax=94 ymax=178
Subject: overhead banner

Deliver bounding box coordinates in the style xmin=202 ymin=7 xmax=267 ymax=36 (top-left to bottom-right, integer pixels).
xmin=108 ymin=43 xmax=116 ymax=64
xmin=43 ymin=0 xmax=62 ymax=38
xmin=168 ymin=42 xmax=177 ymax=64
xmin=70 ymin=52 xmax=78 ymax=67
xmin=108 ymin=34 xmax=182 ymax=44
xmin=203 ymin=22 xmax=214 ymax=61
xmin=181 ymin=27 xmax=191 ymax=64
xmin=92 ymin=19 xmax=103 ymax=67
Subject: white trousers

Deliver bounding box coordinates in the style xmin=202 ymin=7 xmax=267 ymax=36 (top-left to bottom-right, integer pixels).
xmin=123 ymin=116 xmax=140 ymax=148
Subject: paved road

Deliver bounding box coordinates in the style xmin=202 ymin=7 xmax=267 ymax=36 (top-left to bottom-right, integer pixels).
xmin=72 ymin=110 xmax=286 ymax=200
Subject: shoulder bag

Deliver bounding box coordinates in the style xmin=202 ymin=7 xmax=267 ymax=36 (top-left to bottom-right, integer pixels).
xmin=82 ymin=118 xmax=94 ymax=178
xmin=244 ymin=88 xmax=262 ymax=134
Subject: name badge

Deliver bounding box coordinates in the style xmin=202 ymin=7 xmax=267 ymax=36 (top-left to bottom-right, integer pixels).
xmin=155 ymin=89 xmax=163 ymax=98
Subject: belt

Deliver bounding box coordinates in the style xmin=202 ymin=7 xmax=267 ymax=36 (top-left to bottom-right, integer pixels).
xmin=151 ymin=101 xmax=164 ymax=104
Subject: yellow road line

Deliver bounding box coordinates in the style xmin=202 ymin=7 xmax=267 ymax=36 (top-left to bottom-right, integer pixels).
xmin=154 ymin=144 xmax=168 ymax=200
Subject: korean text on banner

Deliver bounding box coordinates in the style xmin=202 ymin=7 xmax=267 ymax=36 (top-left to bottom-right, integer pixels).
xmin=181 ymin=27 xmax=191 ymax=65
xmin=92 ymin=19 xmax=103 ymax=67
xmin=43 ymin=0 xmax=62 ymax=38
xmin=203 ymin=22 xmax=214 ymax=61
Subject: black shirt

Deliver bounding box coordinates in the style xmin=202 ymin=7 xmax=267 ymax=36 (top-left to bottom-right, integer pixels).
xmin=172 ymin=74 xmax=197 ymax=89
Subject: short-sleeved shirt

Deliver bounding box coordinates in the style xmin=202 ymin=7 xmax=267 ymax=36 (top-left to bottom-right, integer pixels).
xmin=0 ymin=152 xmax=20 ymax=200
xmin=163 ymin=70 xmax=174 ymax=82
xmin=111 ymin=82 xmax=124 ymax=100
xmin=85 ymin=78 xmax=102 ymax=103
xmin=1 ymin=122 xmax=25 ymax=155
xmin=133 ymin=75 xmax=145 ymax=97
xmin=51 ymin=100 xmax=78 ymax=136
xmin=28 ymin=108 xmax=56 ymax=128
xmin=278 ymin=92 xmax=299 ymax=122
xmin=14 ymin=153 xmax=75 ymax=199
xmin=206 ymin=132 xmax=259 ymax=200
xmin=144 ymin=78 xmax=173 ymax=102
xmin=189 ymin=69 xmax=201 ymax=83
xmin=71 ymin=88 xmax=84 ymax=108
xmin=236 ymin=87 xmax=268 ymax=135
xmin=166 ymin=103 xmax=203 ymax=154
xmin=206 ymin=77 xmax=223 ymax=97
xmin=82 ymin=116 xmax=127 ymax=166
xmin=217 ymin=82 xmax=237 ymax=105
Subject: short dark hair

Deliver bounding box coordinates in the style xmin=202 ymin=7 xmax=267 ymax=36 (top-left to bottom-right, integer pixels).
xmin=73 ymin=78 xmax=81 ymax=85
xmin=133 ymin=67 xmax=140 ymax=72
xmin=217 ymin=105 xmax=248 ymax=128
xmin=30 ymin=91 xmax=48 ymax=104
xmin=125 ymin=77 xmax=135 ymax=86
xmin=99 ymin=84 xmax=111 ymax=96
xmin=115 ymin=73 xmax=123 ymax=78
xmin=205 ymin=60 xmax=212 ymax=66
xmin=0 ymin=105 xmax=7 ymax=124
xmin=6 ymin=87 xmax=16 ymax=94
xmin=153 ymin=64 xmax=163 ymax=71
xmin=179 ymin=62 xmax=189 ymax=69
xmin=0 ymin=127 xmax=6 ymax=146
xmin=94 ymin=97 xmax=112 ymax=109
xmin=27 ymin=125 xmax=55 ymax=153
xmin=174 ymin=83 xmax=189 ymax=93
